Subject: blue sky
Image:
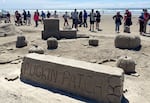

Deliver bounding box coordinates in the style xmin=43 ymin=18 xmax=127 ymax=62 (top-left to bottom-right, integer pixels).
xmin=0 ymin=0 xmax=150 ymax=9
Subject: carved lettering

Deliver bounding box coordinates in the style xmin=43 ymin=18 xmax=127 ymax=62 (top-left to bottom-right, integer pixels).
xmin=85 ymin=75 xmax=94 ymax=95
xmin=62 ymin=71 xmax=71 ymax=86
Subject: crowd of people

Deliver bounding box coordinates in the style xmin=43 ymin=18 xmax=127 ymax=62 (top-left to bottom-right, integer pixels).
xmin=1 ymin=8 xmax=150 ymax=35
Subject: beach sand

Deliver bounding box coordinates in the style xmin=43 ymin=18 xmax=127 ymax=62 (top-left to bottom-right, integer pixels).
xmin=0 ymin=15 xmax=150 ymax=103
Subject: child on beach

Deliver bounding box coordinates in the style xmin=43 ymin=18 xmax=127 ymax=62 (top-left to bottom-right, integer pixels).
xmin=113 ymin=12 xmax=123 ymax=33
xmin=63 ymin=12 xmax=69 ymax=26
xmin=89 ymin=9 xmax=96 ymax=32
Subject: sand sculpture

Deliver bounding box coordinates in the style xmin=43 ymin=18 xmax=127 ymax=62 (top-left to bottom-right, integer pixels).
xmin=117 ymin=56 xmax=136 ymax=73
xmin=42 ymin=19 xmax=77 ymax=40
xmin=115 ymin=34 xmax=141 ymax=49
xmin=21 ymin=53 xmax=124 ymax=103
xmin=89 ymin=38 xmax=99 ymax=46
xmin=47 ymin=37 xmax=58 ymax=49
xmin=28 ymin=45 xmax=44 ymax=54
xmin=16 ymin=35 xmax=27 ymax=48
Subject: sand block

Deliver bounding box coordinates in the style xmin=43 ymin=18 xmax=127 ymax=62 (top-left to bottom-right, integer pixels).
xmin=43 ymin=19 xmax=59 ymax=32
xmin=60 ymin=28 xmax=77 ymax=39
xmin=21 ymin=53 xmax=124 ymax=103
xmin=16 ymin=35 xmax=27 ymax=48
xmin=42 ymin=30 xmax=60 ymax=40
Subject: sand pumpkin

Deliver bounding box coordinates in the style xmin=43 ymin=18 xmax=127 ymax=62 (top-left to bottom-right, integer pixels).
xmin=116 ymin=56 xmax=136 ymax=73
xmin=47 ymin=37 xmax=58 ymax=49
xmin=115 ymin=34 xmax=141 ymax=49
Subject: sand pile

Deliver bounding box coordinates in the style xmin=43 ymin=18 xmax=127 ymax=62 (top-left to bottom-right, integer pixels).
xmin=0 ymin=23 xmax=21 ymax=37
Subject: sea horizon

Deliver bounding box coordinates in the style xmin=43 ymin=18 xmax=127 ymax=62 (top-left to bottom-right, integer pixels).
xmin=1 ymin=8 xmax=150 ymax=15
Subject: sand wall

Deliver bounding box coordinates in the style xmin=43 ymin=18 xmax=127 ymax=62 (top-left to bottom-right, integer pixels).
xmin=20 ymin=53 xmax=124 ymax=103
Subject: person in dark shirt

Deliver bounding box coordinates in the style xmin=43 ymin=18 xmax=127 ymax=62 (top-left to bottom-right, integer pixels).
xmin=124 ymin=9 xmax=132 ymax=33
xmin=96 ymin=10 xmax=101 ymax=31
xmin=6 ymin=12 xmax=11 ymax=23
xmin=79 ymin=11 xmax=83 ymax=27
xmin=22 ymin=9 xmax=27 ymax=25
xmin=47 ymin=11 xmax=51 ymax=18
xmin=113 ymin=12 xmax=123 ymax=33
xmin=138 ymin=13 xmax=145 ymax=35
xmin=143 ymin=9 xmax=150 ymax=33
xmin=83 ymin=10 xmax=88 ymax=28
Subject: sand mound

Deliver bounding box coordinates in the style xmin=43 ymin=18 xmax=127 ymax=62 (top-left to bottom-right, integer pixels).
xmin=0 ymin=23 xmax=21 ymax=37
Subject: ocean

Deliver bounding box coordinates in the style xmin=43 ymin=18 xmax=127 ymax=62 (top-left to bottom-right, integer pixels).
xmin=2 ymin=8 xmax=150 ymax=16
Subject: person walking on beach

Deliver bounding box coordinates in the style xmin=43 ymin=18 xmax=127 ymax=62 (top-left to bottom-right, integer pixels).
xmin=143 ymin=9 xmax=150 ymax=33
xmin=27 ymin=11 xmax=31 ymax=25
xmin=89 ymin=9 xmax=96 ymax=32
xmin=72 ymin=9 xmax=78 ymax=30
xmin=41 ymin=11 xmax=46 ymax=23
xmin=83 ymin=10 xmax=88 ymax=28
xmin=47 ymin=11 xmax=51 ymax=18
xmin=95 ymin=10 xmax=101 ymax=31
xmin=63 ymin=11 xmax=69 ymax=26
xmin=124 ymin=9 xmax=132 ymax=33
xmin=34 ymin=12 xmax=39 ymax=27
xmin=79 ymin=11 xmax=83 ymax=27
xmin=22 ymin=9 xmax=27 ymax=25
xmin=113 ymin=12 xmax=123 ymax=33
xmin=138 ymin=13 xmax=145 ymax=35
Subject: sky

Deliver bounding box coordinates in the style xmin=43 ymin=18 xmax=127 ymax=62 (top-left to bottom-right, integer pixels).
xmin=0 ymin=0 xmax=150 ymax=9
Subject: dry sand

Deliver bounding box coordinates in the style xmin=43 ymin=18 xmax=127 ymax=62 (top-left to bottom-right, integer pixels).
xmin=0 ymin=15 xmax=150 ymax=103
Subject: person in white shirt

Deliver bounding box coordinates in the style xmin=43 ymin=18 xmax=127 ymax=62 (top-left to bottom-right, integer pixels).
xmin=89 ymin=9 xmax=96 ymax=32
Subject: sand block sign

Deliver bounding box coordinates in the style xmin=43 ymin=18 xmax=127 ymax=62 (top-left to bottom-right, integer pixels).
xmin=20 ymin=53 xmax=124 ymax=103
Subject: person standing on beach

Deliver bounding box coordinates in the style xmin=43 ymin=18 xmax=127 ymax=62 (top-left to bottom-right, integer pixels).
xmin=83 ymin=10 xmax=88 ymax=28
xmin=143 ymin=9 xmax=150 ymax=33
xmin=79 ymin=11 xmax=83 ymax=27
xmin=124 ymin=9 xmax=132 ymax=33
xmin=138 ymin=13 xmax=145 ymax=35
xmin=15 ymin=11 xmax=22 ymax=26
xmin=89 ymin=9 xmax=96 ymax=32
xmin=95 ymin=10 xmax=101 ymax=31
xmin=6 ymin=12 xmax=11 ymax=23
xmin=72 ymin=9 xmax=78 ymax=30
xmin=53 ymin=10 xmax=58 ymax=18
xmin=34 ymin=12 xmax=39 ymax=27
xmin=113 ymin=12 xmax=123 ymax=33
xmin=27 ymin=11 xmax=31 ymax=25
xmin=47 ymin=11 xmax=51 ymax=18
xmin=22 ymin=9 xmax=27 ymax=25
xmin=63 ymin=11 xmax=69 ymax=26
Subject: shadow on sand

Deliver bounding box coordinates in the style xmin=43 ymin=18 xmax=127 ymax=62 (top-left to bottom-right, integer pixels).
xmin=21 ymin=78 xmax=129 ymax=103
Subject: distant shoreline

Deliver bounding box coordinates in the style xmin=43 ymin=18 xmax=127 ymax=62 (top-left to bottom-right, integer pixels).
xmin=1 ymin=8 xmax=150 ymax=15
